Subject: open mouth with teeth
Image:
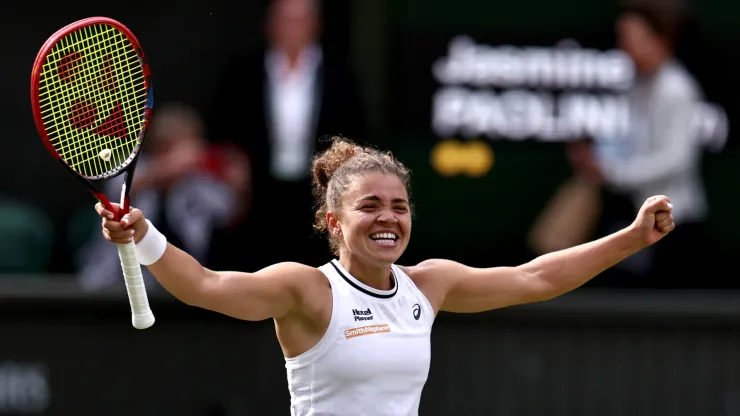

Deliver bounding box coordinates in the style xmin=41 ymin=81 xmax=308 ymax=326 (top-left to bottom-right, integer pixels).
xmin=369 ymin=232 xmax=399 ymax=247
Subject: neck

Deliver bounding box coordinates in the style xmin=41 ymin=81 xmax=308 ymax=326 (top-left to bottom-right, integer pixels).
xmin=338 ymin=255 xmax=394 ymax=291
xmin=285 ymin=50 xmax=301 ymax=72
xmin=275 ymin=44 xmax=311 ymax=73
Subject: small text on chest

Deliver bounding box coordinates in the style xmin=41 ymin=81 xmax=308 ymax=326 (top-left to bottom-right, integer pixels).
xmin=352 ymin=308 xmax=373 ymax=321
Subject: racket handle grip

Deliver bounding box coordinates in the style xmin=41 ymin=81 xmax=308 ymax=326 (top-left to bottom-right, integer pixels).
xmin=117 ymin=241 xmax=155 ymax=329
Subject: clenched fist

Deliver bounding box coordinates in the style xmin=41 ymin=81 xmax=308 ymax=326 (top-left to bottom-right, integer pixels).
xmin=630 ymin=195 xmax=675 ymax=247
xmin=95 ymin=202 xmax=149 ymax=244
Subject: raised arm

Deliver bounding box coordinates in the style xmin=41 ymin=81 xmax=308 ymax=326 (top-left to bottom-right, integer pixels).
xmin=412 ymin=196 xmax=675 ymax=313
xmin=96 ymin=203 xmax=316 ymax=321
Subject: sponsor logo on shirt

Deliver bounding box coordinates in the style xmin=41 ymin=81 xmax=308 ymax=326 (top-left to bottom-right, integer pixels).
xmin=352 ymin=308 xmax=373 ymax=321
xmin=344 ymin=324 xmax=391 ymax=339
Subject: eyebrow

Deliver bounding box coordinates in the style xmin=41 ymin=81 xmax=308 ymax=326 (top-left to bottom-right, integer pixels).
xmin=358 ymin=195 xmax=409 ymax=205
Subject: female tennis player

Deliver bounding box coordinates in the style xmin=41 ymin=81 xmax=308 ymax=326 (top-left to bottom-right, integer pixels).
xmin=96 ymin=137 xmax=675 ymax=416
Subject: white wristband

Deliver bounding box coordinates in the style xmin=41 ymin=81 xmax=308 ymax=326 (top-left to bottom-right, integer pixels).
xmin=135 ymin=219 xmax=168 ymax=266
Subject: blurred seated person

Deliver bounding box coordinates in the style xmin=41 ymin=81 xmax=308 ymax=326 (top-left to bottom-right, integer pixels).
xmin=206 ymin=0 xmax=366 ymax=269
xmin=76 ymin=103 xmax=250 ymax=292
xmin=528 ymin=139 xmax=604 ymax=257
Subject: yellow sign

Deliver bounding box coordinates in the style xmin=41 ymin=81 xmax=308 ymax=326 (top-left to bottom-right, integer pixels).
xmin=430 ymin=139 xmax=495 ymax=177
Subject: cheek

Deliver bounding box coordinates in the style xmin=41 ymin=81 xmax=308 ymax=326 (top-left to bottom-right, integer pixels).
xmin=343 ymin=214 xmax=371 ymax=236
xmin=401 ymin=217 xmax=412 ymax=234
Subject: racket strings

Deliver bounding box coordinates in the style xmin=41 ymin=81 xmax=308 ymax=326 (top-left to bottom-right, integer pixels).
xmin=37 ymin=23 xmax=147 ymax=178
xmin=46 ymin=26 xmax=142 ymax=174
xmin=41 ymin=27 xmax=121 ymax=176
xmin=41 ymin=28 xmax=132 ymax=170
xmin=42 ymin=35 xmax=140 ymax=175
xmin=43 ymin=26 xmax=141 ymax=170
xmin=63 ymin=27 xmax=141 ymax=172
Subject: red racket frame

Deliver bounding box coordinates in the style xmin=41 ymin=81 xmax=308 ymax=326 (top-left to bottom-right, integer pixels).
xmin=30 ymin=16 xmax=153 ymax=221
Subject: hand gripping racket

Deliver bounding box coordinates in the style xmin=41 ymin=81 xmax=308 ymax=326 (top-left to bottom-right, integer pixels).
xmin=30 ymin=17 xmax=155 ymax=329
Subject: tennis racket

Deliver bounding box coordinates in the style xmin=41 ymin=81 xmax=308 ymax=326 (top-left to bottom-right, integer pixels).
xmin=30 ymin=17 xmax=155 ymax=329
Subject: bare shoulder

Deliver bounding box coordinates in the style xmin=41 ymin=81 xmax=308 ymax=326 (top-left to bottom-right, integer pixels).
xmin=400 ymin=258 xmax=463 ymax=280
xmin=259 ymin=262 xmax=332 ymax=319
xmin=398 ymin=259 xmax=463 ymax=313
xmin=258 ymin=261 xmax=325 ymax=277
xmin=256 ymin=261 xmax=328 ymax=291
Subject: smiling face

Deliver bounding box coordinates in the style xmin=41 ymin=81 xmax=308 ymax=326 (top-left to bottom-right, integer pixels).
xmin=327 ymin=172 xmax=412 ymax=267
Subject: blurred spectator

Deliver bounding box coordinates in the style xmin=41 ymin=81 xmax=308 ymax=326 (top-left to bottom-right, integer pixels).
xmin=533 ymin=1 xmax=711 ymax=288
xmin=206 ymin=0 xmax=367 ymax=269
xmin=75 ymin=103 xmax=250 ymax=292
xmin=528 ymin=139 xmax=604 ymax=256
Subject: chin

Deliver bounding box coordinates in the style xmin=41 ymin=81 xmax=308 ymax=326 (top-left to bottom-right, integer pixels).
xmin=372 ymin=253 xmax=401 ymax=266
xmin=367 ymin=246 xmax=405 ymax=266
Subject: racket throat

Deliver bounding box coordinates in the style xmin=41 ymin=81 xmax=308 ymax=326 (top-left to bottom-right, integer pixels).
xmin=119 ymin=172 xmax=132 ymax=218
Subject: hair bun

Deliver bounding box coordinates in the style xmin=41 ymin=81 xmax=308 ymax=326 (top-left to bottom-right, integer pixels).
xmin=311 ymin=137 xmax=363 ymax=192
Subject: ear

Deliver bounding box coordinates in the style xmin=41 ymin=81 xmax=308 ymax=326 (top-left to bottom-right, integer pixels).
xmin=326 ymin=211 xmax=341 ymax=236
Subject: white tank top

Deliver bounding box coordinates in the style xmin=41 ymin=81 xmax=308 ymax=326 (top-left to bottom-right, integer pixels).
xmin=284 ymin=259 xmax=435 ymax=416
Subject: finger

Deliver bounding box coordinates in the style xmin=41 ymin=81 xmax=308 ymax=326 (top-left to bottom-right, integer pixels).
xmin=648 ymin=195 xmax=671 ymax=204
xmin=103 ymin=227 xmax=134 ymax=244
xmin=659 ymin=222 xmax=676 ymax=234
xmin=655 ymin=211 xmax=670 ymax=223
xmin=656 ymin=214 xmax=674 ymax=230
xmin=120 ymin=207 xmax=144 ymax=228
xmin=646 ymin=196 xmax=673 ymax=213
xmin=109 ymin=228 xmax=136 ymax=241
xmin=102 ymin=217 xmax=124 ymax=232
xmin=95 ymin=202 xmax=115 ymax=220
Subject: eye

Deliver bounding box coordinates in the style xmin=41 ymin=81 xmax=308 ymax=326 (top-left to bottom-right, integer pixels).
xmin=360 ymin=204 xmax=377 ymax=211
xmin=394 ymin=206 xmax=409 ymax=213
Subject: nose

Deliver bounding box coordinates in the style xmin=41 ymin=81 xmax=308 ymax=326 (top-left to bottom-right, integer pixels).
xmin=377 ymin=208 xmax=398 ymax=224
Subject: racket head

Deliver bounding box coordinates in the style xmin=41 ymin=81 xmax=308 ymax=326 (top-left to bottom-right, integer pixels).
xmin=30 ymin=17 xmax=153 ymax=184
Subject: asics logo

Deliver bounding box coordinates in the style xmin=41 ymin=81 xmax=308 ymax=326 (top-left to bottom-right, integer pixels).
xmin=412 ymin=303 xmax=421 ymax=320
